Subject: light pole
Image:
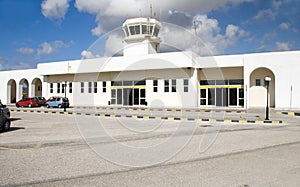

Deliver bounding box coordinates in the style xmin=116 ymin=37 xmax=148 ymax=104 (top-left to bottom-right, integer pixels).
xmin=265 ymin=76 xmax=271 ymax=120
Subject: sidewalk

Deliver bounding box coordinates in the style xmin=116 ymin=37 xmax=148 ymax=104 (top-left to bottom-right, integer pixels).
xmin=8 ymin=105 xmax=287 ymax=125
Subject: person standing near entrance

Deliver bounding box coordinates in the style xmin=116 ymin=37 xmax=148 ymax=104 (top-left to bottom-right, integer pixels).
xmin=0 ymin=99 xmax=3 ymax=106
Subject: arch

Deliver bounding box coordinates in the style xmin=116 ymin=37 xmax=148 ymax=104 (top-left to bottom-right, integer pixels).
xmin=19 ymin=79 xmax=29 ymax=99
xmin=7 ymin=79 xmax=17 ymax=103
xmin=32 ymin=78 xmax=42 ymax=97
xmin=249 ymin=67 xmax=275 ymax=108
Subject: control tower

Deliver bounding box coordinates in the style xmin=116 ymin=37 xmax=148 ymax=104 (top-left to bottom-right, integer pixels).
xmin=122 ymin=17 xmax=162 ymax=57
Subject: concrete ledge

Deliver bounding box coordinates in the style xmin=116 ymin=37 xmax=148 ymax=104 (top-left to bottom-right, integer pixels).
xmin=10 ymin=109 xmax=282 ymax=125
xmin=277 ymin=111 xmax=300 ymax=116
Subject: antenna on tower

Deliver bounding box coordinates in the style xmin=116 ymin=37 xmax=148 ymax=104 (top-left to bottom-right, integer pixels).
xmin=150 ymin=4 xmax=153 ymax=18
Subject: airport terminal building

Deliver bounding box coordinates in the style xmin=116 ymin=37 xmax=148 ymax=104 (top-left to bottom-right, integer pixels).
xmin=1 ymin=17 xmax=300 ymax=109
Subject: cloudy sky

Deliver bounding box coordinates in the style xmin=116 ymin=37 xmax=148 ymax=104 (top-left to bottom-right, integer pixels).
xmin=0 ymin=0 xmax=299 ymax=70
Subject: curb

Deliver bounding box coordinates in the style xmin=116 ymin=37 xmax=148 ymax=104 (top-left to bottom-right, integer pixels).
xmin=276 ymin=111 xmax=300 ymax=116
xmin=73 ymin=106 xmax=245 ymax=114
xmin=11 ymin=109 xmax=282 ymax=125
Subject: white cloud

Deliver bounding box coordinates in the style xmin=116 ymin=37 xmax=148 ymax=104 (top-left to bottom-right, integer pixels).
xmin=75 ymin=0 xmax=253 ymax=36
xmin=276 ymin=42 xmax=291 ymax=51
xmin=17 ymin=48 xmax=35 ymax=55
xmin=160 ymin=14 xmax=248 ymax=55
xmin=254 ymin=9 xmax=276 ymax=21
xmin=41 ymin=0 xmax=71 ymax=20
xmin=104 ymin=34 xmax=123 ymax=56
xmin=37 ymin=40 xmax=73 ymax=57
xmin=73 ymin=0 xmax=251 ymax=55
xmin=81 ymin=50 xmax=100 ymax=59
xmin=279 ymin=22 xmax=290 ymax=30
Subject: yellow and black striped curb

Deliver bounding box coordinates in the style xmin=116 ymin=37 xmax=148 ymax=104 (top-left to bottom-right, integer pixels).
xmin=73 ymin=106 xmax=245 ymax=114
xmin=276 ymin=111 xmax=300 ymax=116
xmin=10 ymin=109 xmax=282 ymax=125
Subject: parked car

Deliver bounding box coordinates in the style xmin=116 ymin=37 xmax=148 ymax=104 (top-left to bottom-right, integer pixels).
xmin=0 ymin=106 xmax=10 ymax=132
xmin=0 ymin=105 xmax=10 ymax=117
xmin=35 ymin=96 xmax=46 ymax=106
xmin=16 ymin=97 xmax=39 ymax=108
xmin=46 ymin=97 xmax=69 ymax=108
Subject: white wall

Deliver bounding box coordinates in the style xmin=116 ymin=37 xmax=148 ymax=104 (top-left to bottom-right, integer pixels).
xmin=0 ymin=69 xmax=42 ymax=104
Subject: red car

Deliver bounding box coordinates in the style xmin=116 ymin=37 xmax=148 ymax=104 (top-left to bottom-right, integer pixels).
xmin=16 ymin=97 xmax=39 ymax=108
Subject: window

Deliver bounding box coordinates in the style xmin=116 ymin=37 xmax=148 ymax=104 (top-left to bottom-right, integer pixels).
xmin=142 ymin=25 xmax=147 ymax=34
xmin=94 ymin=82 xmax=97 ymax=93
xmin=153 ymin=80 xmax=158 ymax=92
xmin=153 ymin=27 xmax=159 ymax=36
xmin=172 ymin=79 xmax=176 ymax=92
xmin=57 ymin=83 xmax=60 ymax=93
xmin=50 ymin=83 xmax=53 ymax=93
xmin=134 ymin=25 xmax=140 ymax=34
xmin=111 ymin=89 xmax=116 ymax=105
xmin=88 ymin=82 xmax=92 ymax=93
xmin=62 ymin=83 xmax=65 ymax=94
xmin=69 ymin=83 xmax=72 ymax=93
xmin=184 ymin=79 xmax=189 ymax=92
xmin=103 ymin=81 xmax=106 ymax=93
xmin=164 ymin=80 xmax=169 ymax=92
xmin=255 ymin=79 xmax=261 ymax=86
xmin=81 ymin=82 xmax=84 ymax=93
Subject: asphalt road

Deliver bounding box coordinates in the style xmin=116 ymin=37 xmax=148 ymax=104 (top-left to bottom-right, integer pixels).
xmin=1 ymin=111 xmax=300 ymax=186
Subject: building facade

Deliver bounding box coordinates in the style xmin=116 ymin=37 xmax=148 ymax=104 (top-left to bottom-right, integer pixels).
xmin=1 ymin=17 xmax=300 ymax=109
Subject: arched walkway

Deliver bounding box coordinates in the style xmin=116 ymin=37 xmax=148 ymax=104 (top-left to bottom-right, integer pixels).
xmin=32 ymin=78 xmax=42 ymax=97
xmin=249 ymin=68 xmax=275 ymax=107
xmin=19 ymin=79 xmax=29 ymax=99
xmin=7 ymin=79 xmax=17 ymax=103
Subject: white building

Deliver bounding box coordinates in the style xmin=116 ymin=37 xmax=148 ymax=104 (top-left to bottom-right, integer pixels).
xmin=1 ymin=17 xmax=300 ymax=109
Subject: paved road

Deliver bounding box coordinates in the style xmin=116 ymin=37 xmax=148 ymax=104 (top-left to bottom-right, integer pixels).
xmin=1 ymin=112 xmax=300 ymax=186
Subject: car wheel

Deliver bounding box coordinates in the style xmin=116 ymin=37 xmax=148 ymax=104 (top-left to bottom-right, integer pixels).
xmin=16 ymin=104 xmax=20 ymax=108
xmin=58 ymin=104 xmax=62 ymax=108
xmin=2 ymin=120 xmax=10 ymax=132
xmin=28 ymin=104 xmax=32 ymax=108
xmin=46 ymin=104 xmax=50 ymax=108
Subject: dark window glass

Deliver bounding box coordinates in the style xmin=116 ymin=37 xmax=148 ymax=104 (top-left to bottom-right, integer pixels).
xmin=123 ymin=81 xmax=133 ymax=86
xmin=216 ymin=80 xmax=227 ymax=85
xmin=153 ymin=80 xmax=158 ymax=86
xmin=184 ymin=79 xmax=188 ymax=85
xmin=229 ymin=79 xmax=244 ymax=85
xmin=154 ymin=87 xmax=158 ymax=92
xmin=57 ymin=83 xmax=60 ymax=93
xmin=50 ymin=83 xmax=53 ymax=93
xmin=94 ymin=82 xmax=97 ymax=93
xmin=140 ymin=89 xmax=146 ymax=97
xmin=102 ymin=81 xmax=106 ymax=93
xmin=134 ymin=80 xmax=146 ymax=85
xmin=81 ymin=82 xmax=84 ymax=93
xmin=134 ymin=25 xmax=140 ymax=34
xmin=69 ymin=83 xmax=72 ymax=93
xmin=200 ymin=89 xmax=206 ymax=98
xmin=172 ymin=79 xmax=176 ymax=92
xmin=129 ymin=26 xmax=135 ymax=35
xmin=88 ymin=82 xmax=92 ymax=93
xmin=142 ymin=25 xmax=147 ymax=34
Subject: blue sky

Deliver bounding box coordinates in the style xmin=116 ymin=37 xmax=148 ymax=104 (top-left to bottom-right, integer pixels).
xmin=0 ymin=0 xmax=299 ymax=70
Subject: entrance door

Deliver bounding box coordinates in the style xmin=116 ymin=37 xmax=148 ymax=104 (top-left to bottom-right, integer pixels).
xmin=216 ymin=88 xmax=228 ymax=107
xmin=229 ymin=88 xmax=238 ymax=106
xmin=123 ymin=88 xmax=133 ymax=106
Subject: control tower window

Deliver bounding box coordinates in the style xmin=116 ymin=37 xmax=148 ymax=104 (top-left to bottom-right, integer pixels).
xmin=142 ymin=25 xmax=147 ymax=34
xmin=150 ymin=26 xmax=153 ymax=35
xmin=129 ymin=26 xmax=135 ymax=35
xmin=134 ymin=25 xmax=140 ymax=34
xmin=153 ymin=27 xmax=159 ymax=37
